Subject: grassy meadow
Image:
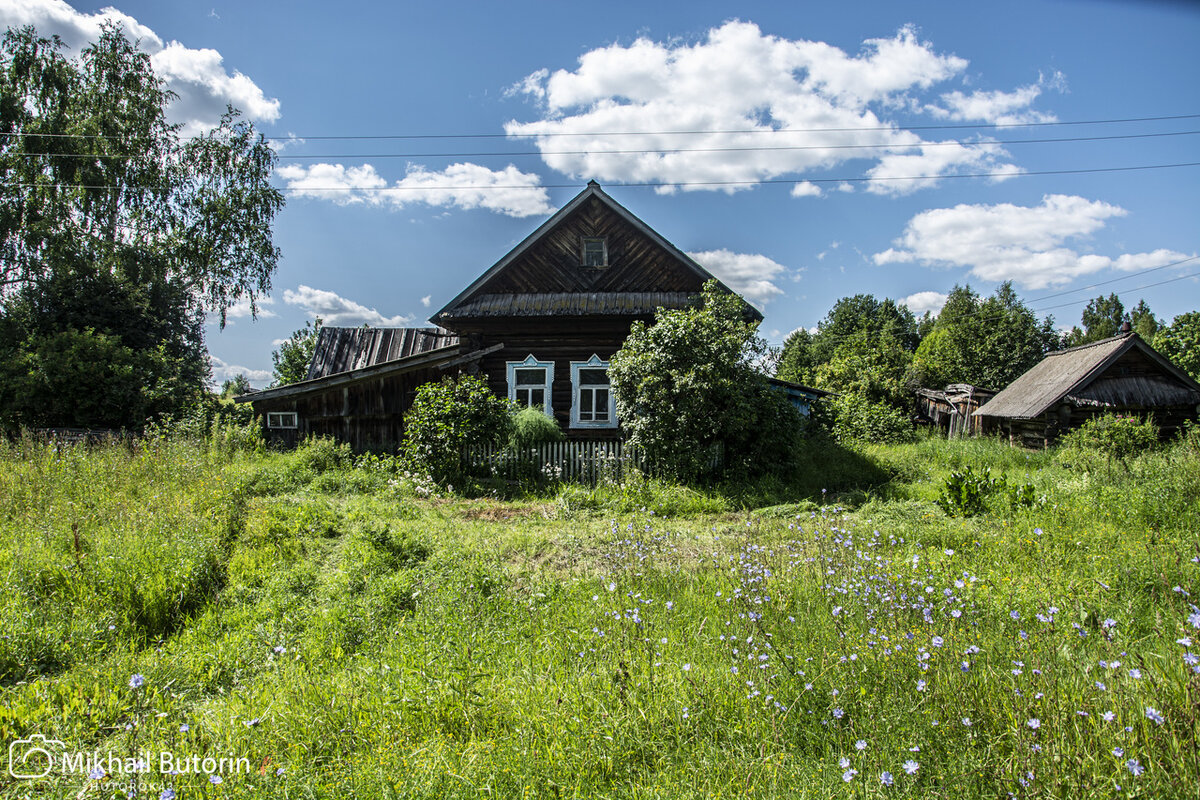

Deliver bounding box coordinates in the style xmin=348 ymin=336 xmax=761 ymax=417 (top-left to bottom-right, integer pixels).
xmin=1 ymin=429 xmax=1197 ymax=798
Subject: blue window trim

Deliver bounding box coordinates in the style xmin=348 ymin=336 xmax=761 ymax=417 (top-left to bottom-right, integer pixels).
xmin=506 ymin=354 xmax=554 ymax=416
xmin=570 ymin=354 xmax=617 ymax=429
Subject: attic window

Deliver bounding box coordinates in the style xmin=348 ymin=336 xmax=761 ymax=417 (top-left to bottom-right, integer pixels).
xmin=581 ymin=237 xmax=608 ymax=268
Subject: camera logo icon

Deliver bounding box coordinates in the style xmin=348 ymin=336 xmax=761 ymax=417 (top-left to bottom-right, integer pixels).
xmin=9 ymin=734 xmax=63 ymax=779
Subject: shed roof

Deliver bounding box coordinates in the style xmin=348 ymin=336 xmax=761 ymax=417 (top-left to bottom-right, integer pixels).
xmin=974 ymin=333 xmax=1200 ymax=419
xmin=307 ymin=327 xmax=459 ymax=380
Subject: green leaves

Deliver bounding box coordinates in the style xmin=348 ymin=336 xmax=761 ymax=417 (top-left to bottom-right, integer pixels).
xmin=402 ymin=375 xmax=513 ymax=483
xmin=609 ymin=281 xmax=801 ymax=482
xmin=271 ymin=318 xmax=322 ymax=387
xmin=0 ymin=23 xmax=283 ymax=429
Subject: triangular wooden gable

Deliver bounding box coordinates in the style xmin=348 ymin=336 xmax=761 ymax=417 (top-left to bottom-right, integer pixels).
xmin=433 ymin=182 xmax=760 ymax=322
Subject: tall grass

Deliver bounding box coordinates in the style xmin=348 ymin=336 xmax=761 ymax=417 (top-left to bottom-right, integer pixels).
xmin=1 ymin=432 xmax=1196 ymax=798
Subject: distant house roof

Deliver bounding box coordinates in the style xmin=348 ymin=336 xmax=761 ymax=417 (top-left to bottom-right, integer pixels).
xmin=307 ymin=327 xmax=459 ymax=380
xmin=974 ymin=333 xmax=1200 ymax=419
xmin=432 ymin=181 xmax=762 ymax=324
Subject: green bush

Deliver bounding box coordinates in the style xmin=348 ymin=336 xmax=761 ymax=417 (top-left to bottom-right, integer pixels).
xmin=1056 ymin=413 xmax=1158 ymax=467
xmin=402 ymin=374 xmax=513 ymax=483
xmin=828 ymin=393 xmax=915 ymax=445
xmin=508 ymin=406 xmax=564 ymax=450
xmin=936 ymin=465 xmax=1003 ymax=517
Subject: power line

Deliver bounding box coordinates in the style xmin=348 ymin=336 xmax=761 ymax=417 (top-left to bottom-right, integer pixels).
xmin=5 ymin=160 xmax=1198 ymax=193
xmin=9 ymin=128 xmax=1199 ymax=163
xmin=267 ymin=112 xmax=1200 ymax=142
xmin=1026 ymin=254 xmax=1200 ymax=305
xmin=270 ymin=129 xmax=1200 ymax=160
xmin=4 ymin=112 xmax=1198 ymax=143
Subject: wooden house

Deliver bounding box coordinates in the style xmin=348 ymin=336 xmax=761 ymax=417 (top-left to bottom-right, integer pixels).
xmin=973 ymin=332 xmax=1200 ymax=448
xmin=915 ymin=384 xmax=996 ymax=437
xmin=237 ymin=181 xmax=764 ymax=450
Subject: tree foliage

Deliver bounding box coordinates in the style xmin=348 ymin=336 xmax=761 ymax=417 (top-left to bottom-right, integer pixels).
xmin=913 ymin=283 xmax=1057 ymax=390
xmin=402 ymin=374 xmax=513 ymax=483
xmin=609 ymin=281 xmax=802 ymax=482
xmin=1153 ymin=311 xmax=1200 ymax=382
xmin=0 ymin=25 xmax=283 ymax=429
xmin=271 ymin=318 xmax=322 ymax=387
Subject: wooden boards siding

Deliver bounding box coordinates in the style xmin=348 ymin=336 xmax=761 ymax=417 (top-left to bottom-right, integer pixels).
xmin=472 ymin=195 xmax=708 ymax=297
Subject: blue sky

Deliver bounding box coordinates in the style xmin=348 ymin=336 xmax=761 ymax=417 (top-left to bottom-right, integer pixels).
xmin=4 ymin=0 xmax=1198 ymax=387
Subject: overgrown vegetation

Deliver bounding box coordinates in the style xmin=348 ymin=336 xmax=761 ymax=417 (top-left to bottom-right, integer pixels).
xmin=2 ymin=429 xmax=1197 ymax=798
xmin=610 ymin=281 xmax=803 ymax=482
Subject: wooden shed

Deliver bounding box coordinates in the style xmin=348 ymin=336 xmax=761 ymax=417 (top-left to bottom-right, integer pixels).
xmin=915 ymin=384 xmax=996 ymax=437
xmin=238 ymin=181 xmax=765 ymax=451
xmin=973 ymin=332 xmax=1200 ymax=448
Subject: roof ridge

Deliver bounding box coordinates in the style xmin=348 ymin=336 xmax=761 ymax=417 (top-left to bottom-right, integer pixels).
xmin=1049 ymin=331 xmax=1135 ymax=356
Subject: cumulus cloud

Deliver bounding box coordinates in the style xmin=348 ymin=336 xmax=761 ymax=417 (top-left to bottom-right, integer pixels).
xmin=283 ymin=285 xmax=413 ymax=327
xmin=900 ymin=291 xmax=949 ymax=316
xmin=220 ymin=296 xmax=276 ymax=320
xmin=930 ymin=71 xmax=1065 ymax=126
xmin=687 ymin=249 xmax=787 ymax=305
xmin=0 ymin=0 xmax=280 ymax=136
xmin=208 ymin=354 xmax=271 ymax=388
xmin=874 ymin=195 xmax=1194 ymax=289
xmin=506 ymin=21 xmax=1041 ymax=195
xmin=277 ymin=162 xmax=554 ymax=218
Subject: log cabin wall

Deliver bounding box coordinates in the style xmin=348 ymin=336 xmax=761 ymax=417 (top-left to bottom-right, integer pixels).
xmin=253 ymin=365 xmax=446 ymax=452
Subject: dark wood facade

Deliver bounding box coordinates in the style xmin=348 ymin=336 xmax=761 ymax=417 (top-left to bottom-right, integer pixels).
xmin=240 ymin=182 xmax=759 ymax=450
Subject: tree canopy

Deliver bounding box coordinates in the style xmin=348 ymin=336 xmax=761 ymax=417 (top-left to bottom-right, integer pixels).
xmin=271 ymin=318 xmax=322 ymax=387
xmin=912 ymin=283 xmax=1057 ymax=390
xmin=0 ymin=24 xmax=283 ymax=429
xmin=1153 ymin=311 xmax=1200 ymax=382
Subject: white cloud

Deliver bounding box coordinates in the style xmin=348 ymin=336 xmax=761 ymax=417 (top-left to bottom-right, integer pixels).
xmin=900 ymin=291 xmax=949 ymax=316
xmin=275 ymin=163 xmax=388 ymax=204
xmin=283 ymin=285 xmax=413 ymax=327
xmin=277 ymin=162 xmax=554 ymax=218
xmin=0 ymin=0 xmax=280 ymax=136
xmin=222 ymin=296 xmax=276 ymax=320
xmin=930 ymin=71 xmax=1065 ymax=126
xmin=421 ymin=295 xmax=432 ymax=307
xmin=506 ymin=21 xmax=1035 ymax=195
xmin=864 ymin=140 xmax=1021 ymax=195
xmin=687 ymin=249 xmax=787 ymax=305
xmin=874 ymin=195 xmax=1194 ymax=289
xmin=208 ymin=354 xmax=271 ymax=388
xmin=791 ymin=181 xmax=823 ymax=198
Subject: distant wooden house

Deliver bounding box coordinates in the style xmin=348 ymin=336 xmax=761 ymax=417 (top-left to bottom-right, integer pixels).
xmin=238 ymin=181 xmax=800 ymax=451
xmin=915 ymin=384 xmax=996 ymax=437
xmin=973 ymin=332 xmax=1200 ymax=448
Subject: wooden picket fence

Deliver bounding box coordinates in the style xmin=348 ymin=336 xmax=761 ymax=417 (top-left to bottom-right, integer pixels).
xmin=465 ymin=440 xmax=633 ymax=485
xmin=464 ymin=439 xmax=723 ymax=485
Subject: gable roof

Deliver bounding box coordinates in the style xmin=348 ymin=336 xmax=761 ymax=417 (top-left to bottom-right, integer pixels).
xmin=974 ymin=332 xmax=1200 ymax=419
xmin=432 ymin=181 xmax=762 ymax=323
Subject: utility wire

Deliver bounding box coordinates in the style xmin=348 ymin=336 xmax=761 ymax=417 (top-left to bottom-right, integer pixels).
xmin=4 ymin=160 xmax=1198 ymax=192
xmin=773 ymin=257 xmax=1200 ymax=348
xmin=9 ymin=128 xmax=1198 ymax=161
xmin=3 ymin=112 xmax=1198 ymax=142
